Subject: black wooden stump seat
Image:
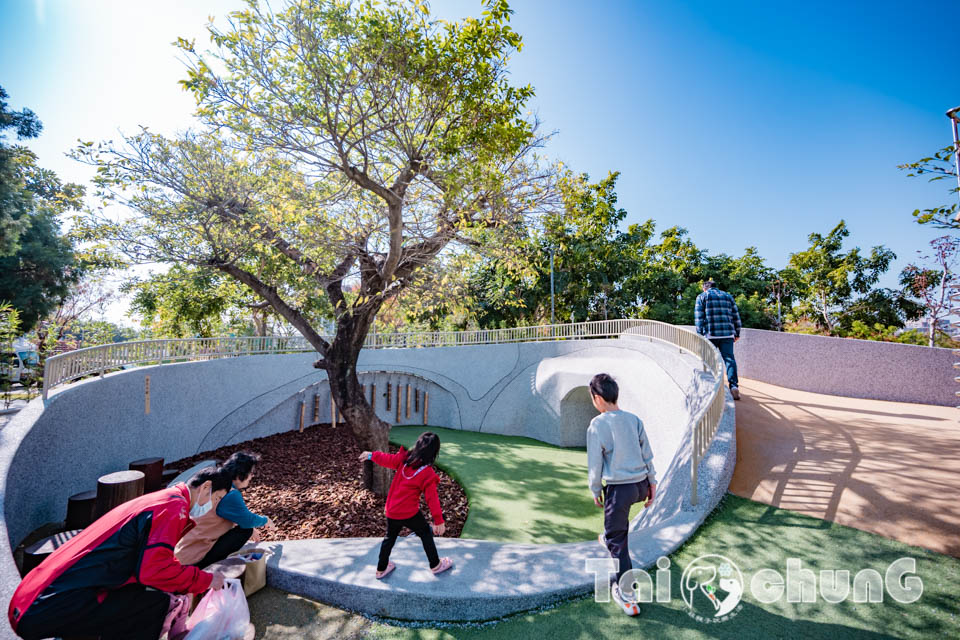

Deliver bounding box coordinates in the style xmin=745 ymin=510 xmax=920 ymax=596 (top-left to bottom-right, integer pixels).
xmin=65 ymin=489 xmax=97 ymax=530
xmin=95 ymin=470 xmax=144 ymax=519
xmin=129 ymin=457 xmax=164 ymax=493
xmin=21 ymin=529 xmax=82 ymax=576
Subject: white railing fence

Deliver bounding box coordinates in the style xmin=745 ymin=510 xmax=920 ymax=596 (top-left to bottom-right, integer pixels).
xmin=42 ymin=319 xmax=726 ymax=505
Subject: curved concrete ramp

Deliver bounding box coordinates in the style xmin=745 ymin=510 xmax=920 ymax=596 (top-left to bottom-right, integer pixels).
xmin=265 ymin=393 xmax=736 ymax=622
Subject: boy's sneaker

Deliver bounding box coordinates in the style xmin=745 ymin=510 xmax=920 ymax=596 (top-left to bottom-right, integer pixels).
xmin=731 ymin=386 xmax=741 ymax=400
xmin=611 ymin=582 xmax=640 ymax=616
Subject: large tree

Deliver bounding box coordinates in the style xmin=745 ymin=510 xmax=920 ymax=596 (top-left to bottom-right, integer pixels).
xmin=75 ymin=0 xmax=555 ymax=493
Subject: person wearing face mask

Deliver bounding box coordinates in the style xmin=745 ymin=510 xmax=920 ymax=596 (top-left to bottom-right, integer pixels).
xmin=8 ymin=468 xmax=232 ymax=640
xmin=175 ymin=451 xmax=277 ymax=567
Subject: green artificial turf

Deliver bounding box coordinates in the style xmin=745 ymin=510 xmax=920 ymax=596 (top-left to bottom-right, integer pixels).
xmin=368 ymin=493 xmax=960 ymax=640
xmin=388 ymin=425 xmax=648 ymax=544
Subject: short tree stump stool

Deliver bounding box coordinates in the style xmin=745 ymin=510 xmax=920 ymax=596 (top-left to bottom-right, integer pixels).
xmin=65 ymin=489 xmax=98 ymax=530
xmin=21 ymin=529 xmax=82 ymax=576
xmin=129 ymin=457 xmax=164 ymax=493
xmin=95 ymin=470 xmax=145 ymax=518
xmin=161 ymin=468 xmax=180 ymax=487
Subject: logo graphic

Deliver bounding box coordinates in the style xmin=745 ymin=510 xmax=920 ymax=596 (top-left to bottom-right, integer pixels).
xmin=680 ymin=554 xmax=744 ymax=621
xmin=586 ymin=553 xmax=922 ymax=623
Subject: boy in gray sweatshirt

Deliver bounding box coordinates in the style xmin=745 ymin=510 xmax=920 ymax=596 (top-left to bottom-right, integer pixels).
xmin=586 ymin=373 xmax=656 ymax=616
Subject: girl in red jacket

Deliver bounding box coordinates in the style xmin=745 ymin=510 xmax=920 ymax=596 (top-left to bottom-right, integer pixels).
xmin=360 ymin=431 xmax=453 ymax=579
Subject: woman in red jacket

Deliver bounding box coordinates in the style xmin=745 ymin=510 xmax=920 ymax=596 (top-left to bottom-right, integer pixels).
xmin=360 ymin=432 xmax=453 ymax=579
xmin=9 ymin=468 xmax=231 ymax=640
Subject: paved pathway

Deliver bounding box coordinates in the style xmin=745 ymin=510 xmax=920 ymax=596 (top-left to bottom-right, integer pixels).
xmin=730 ymin=378 xmax=960 ymax=557
xmin=0 ymin=400 xmax=28 ymax=430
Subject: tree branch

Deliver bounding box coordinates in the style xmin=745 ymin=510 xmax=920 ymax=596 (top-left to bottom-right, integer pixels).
xmin=211 ymin=259 xmax=329 ymax=356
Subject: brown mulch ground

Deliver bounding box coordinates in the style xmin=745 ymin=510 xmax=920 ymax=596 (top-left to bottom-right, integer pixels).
xmin=166 ymin=424 xmax=468 ymax=542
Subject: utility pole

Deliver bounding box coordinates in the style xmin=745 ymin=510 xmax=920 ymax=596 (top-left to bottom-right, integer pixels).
xmin=949 ymin=107 xmax=960 ymax=221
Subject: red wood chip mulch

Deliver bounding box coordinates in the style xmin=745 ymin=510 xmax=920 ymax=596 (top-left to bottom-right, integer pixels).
xmin=166 ymin=424 xmax=468 ymax=542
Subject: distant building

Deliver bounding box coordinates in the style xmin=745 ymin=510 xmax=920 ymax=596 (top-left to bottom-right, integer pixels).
xmin=902 ymin=316 xmax=959 ymax=337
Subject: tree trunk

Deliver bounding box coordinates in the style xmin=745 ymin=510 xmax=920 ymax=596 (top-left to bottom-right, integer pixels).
xmin=928 ymin=322 xmax=935 ymax=348
xmin=819 ymin=291 xmax=833 ymax=334
xmin=324 ymin=309 xmax=392 ymax=496
xmin=252 ymin=309 xmax=267 ymax=337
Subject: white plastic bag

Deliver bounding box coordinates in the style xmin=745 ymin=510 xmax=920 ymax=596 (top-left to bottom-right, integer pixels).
xmin=184 ymin=579 xmax=250 ymax=640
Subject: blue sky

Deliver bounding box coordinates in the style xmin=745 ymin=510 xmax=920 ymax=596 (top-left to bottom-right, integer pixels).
xmin=1 ymin=0 xmax=958 ymax=324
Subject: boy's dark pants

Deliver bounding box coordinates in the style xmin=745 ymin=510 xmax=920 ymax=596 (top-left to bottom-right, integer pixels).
xmin=194 ymin=526 xmax=254 ymax=568
xmin=603 ymin=479 xmax=651 ymax=583
xmin=378 ymin=511 xmax=440 ymax=571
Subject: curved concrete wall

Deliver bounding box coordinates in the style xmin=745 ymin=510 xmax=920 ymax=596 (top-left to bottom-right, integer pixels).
xmin=0 ymin=336 xmax=727 ymax=635
xmin=734 ymin=328 xmax=956 ymax=406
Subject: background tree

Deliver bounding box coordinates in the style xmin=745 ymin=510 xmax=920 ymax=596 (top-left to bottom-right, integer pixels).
xmin=631 ymin=226 xmax=704 ymax=324
xmin=787 ymin=220 xmax=903 ymax=335
xmin=0 ymin=87 xmax=82 ymax=333
xmin=697 ymin=248 xmax=778 ymax=329
xmin=0 ymin=86 xmax=42 ymax=256
xmin=123 ymin=264 xmax=319 ymax=338
xmin=31 ymin=273 xmax=114 ymax=358
xmin=768 ymin=268 xmax=802 ymax=331
xmin=0 ymin=302 xmax=22 ymax=406
xmin=545 ymin=172 xmax=629 ymax=322
xmin=57 ymin=320 xmax=139 ymax=349
xmin=468 ymin=176 xmax=784 ymax=330
xmin=900 ymin=235 xmax=960 ymax=347
xmin=75 ymin=0 xmax=556 ymax=493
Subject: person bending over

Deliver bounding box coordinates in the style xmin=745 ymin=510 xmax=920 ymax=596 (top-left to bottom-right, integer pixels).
xmin=175 ymin=451 xmax=277 ymax=568
xmin=9 ymin=468 xmax=231 ymax=640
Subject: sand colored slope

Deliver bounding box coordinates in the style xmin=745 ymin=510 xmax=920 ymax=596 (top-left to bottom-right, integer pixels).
xmin=731 ymin=378 xmax=960 ymax=556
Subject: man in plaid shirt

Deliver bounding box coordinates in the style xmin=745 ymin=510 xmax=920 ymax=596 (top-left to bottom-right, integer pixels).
xmin=695 ymin=280 xmax=742 ymax=400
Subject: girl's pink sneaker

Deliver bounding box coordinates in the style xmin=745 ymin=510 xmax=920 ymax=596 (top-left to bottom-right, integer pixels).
xmin=376 ymin=562 xmax=396 ymax=580
xmin=431 ymin=557 xmax=454 ymax=575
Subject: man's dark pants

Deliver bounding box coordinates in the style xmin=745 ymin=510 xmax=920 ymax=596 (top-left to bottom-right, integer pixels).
xmin=603 ymin=479 xmax=651 ymax=583
xmin=709 ymin=337 xmax=739 ymax=389
xmin=194 ymin=526 xmax=254 ymax=568
xmin=16 ymin=584 xmax=169 ymax=640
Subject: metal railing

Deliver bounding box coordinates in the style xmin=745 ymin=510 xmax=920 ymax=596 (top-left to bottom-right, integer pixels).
xmin=42 ymin=319 xmax=725 ymax=504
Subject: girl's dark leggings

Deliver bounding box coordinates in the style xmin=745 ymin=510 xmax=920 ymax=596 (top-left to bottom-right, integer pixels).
xmin=378 ymin=511 xmax=440 ymax=571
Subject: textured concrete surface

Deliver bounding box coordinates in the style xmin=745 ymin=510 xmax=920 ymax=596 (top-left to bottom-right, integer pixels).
xmin=734 ymin=328 xmax=957 ymax=406
xmin=730 ymin=378 xmax=960 ymax=556
xmin=263 ymin=393 xmax=736 ymax=622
